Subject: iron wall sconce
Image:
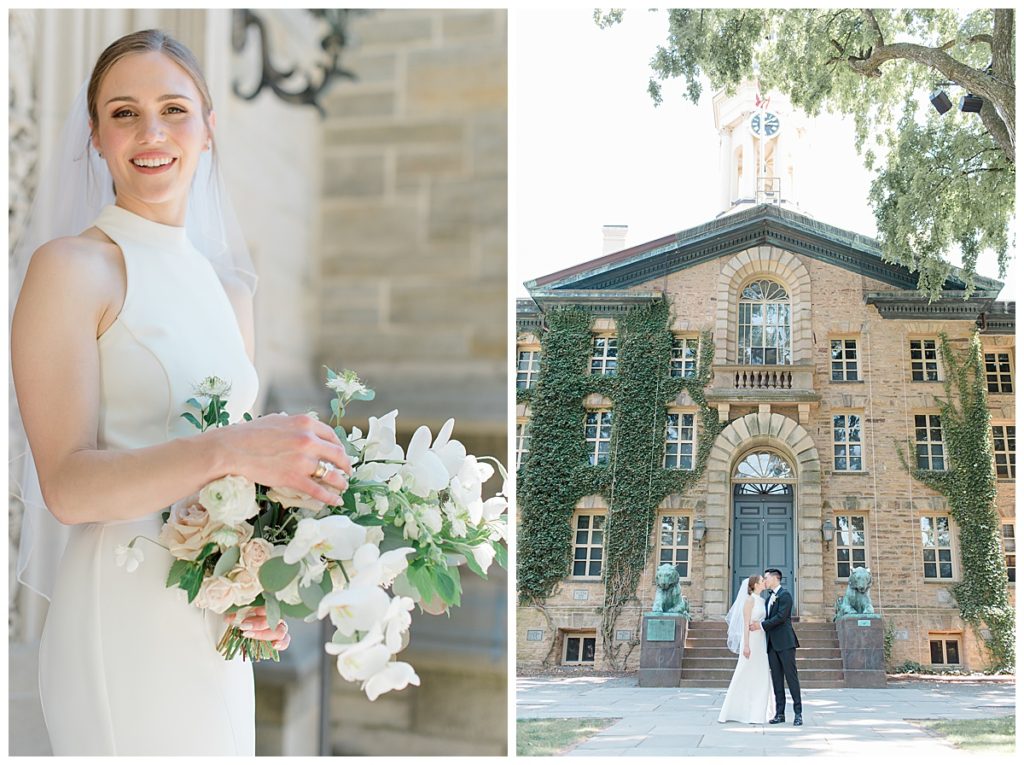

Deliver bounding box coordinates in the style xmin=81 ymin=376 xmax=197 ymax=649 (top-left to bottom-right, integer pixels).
xmin=821 ymin=518 xmax=835 ymax=551
xmin=693 ymin=518 xmax=707 ymax=548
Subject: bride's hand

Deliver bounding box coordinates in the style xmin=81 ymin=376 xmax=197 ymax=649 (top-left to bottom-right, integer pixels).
xmin=229 ymin=606 xmax=291 ymax=651
xmin=743 ymin=646 xmax=750 ymax=659
xmin=211 ymin=413 xmax=352 ymax=506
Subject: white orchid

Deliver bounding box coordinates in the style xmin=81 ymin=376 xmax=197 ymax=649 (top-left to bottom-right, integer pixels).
xmin=380 ymin=595 xmax=416 ymax=652
xmin=469 ymin=542 xmax=497 ymax=575
xmin=325 ymin=626 xmax=392 ymax=682
xmin=364 ymin=661 xmax=420 ymax=701
xmin=355 ymin=410 xmax=404 ymax=463
xmin=283 ymin=515 xmax=368 ymax=564
xmin=399 ymin=426 xmax=451 ymax=497
xmin=430 ymin=418 xmax=468 ymax=478
xmin=317 ymin=583 xmax=391 ymax=636
xmin=348 ymin=543 xmax=416 ymax=588
xmin=114 ymin=543 xmax=144 ymax=573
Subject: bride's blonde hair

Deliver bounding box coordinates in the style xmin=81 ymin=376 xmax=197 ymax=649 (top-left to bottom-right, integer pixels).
xmin=746 ymin=574 xmax=762 ymax=594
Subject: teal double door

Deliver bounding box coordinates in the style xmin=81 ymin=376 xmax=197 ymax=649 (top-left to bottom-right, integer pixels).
xmin=731 ymin=484 xmax=796 ymax=609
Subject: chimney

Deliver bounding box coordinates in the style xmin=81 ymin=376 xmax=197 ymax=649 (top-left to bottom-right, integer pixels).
xmin=602 ymin=224 xmax=628 ymax=255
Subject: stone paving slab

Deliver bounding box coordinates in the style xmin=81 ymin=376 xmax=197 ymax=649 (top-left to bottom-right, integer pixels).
xmin=518 ymin=676 xmax=1016 ymax=757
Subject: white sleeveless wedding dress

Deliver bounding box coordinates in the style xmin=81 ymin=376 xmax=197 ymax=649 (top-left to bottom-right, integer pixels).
xmin=37 ymin=205 xmax=260 ymax=755
xmin=717 ymin=595 xmax=775 ymax=724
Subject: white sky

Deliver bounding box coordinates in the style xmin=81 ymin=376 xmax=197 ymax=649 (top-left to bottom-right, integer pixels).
xmin=512 ymin=8 xmax=1017 ymax=301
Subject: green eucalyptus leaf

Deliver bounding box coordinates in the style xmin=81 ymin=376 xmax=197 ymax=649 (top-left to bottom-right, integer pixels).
xmin=258 ymin=556 xmax=301 ymax=593
xmin=181 ymin=412 xmax=202 ymax=431
xmin=299 ymin=582 xmax=324 ymax=611
xmin=213 ymin=546 xmax=241 ymax=578
xmin=278 ymin=599 xmax=315 ymax=619
xmin=264 ymin=592 xmax=282 ymax=629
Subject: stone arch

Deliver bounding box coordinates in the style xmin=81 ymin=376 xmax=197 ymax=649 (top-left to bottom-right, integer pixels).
xmin=700 ymin=412 xmax=824 ymax=620
xmin=714 ymin=246 xmax=813 ymax=365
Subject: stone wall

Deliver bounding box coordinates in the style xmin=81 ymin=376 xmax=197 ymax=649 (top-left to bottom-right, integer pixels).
xmin=517 ymin=247 xmax=1014 ymax=673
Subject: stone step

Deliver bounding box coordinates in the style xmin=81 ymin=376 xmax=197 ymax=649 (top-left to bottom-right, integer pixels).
xmin=680 ymin=667 xmax=845 ymax=684
xmin=687 ymin=626 xmax=839 ymax=636
xmin=677 ymin=656 xmax=843 ymax=670
xmin=687 ymin=639 xmax=839 ymax=651
xmin=679 ymin=678 xmax=844 ymax=689
xmin=682 ymin=646 xmax=841 ymax=659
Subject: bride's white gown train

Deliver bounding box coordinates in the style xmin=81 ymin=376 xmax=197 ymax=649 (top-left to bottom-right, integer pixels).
xmin=37 ymin=205 xmax=260 ymax=755
xmin=717 ymin=595 xmax=775 ymax=724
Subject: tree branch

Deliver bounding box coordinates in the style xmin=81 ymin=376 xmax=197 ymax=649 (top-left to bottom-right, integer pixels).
xmin=862 ymin=8 xmax=884 ymax=46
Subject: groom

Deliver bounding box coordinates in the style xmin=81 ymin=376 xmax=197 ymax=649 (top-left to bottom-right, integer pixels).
xmin=749 ymin=568 xmax=802 ymax=726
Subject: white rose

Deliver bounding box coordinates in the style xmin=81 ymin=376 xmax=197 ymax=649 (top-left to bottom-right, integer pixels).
xmin=241 ymin=538 xmax=274 ymax=573
xmin=267 ymin=485 xmax=327 ymax=513
xmin=195 ymin=576 xmax=236 ymax=613
xmin=229 ymin=568 xmax=264 ymax=606
xmin=159 ymin=497 xmax=215 ymax=560
xmin=200 ymin=475 xmax=258 ymax=526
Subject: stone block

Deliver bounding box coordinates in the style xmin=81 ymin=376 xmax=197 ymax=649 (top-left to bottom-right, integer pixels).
xmin=355 ymin=14 xmax=434 ymax=46
xmin=341 ymin=51 xmax=398 ymax=85
xmin=323 ymin=90 xmax=395 ymax=119
xmin=407 ymin=46 xmax=507 ymax=116
xmin=321 ymin=200 xmax=420 ymax=256
xmin=325 ymin=120 xmax=464 ymax=148
xmin=427 ymin=176 xmax=506 ymax=242
xmin=836 ymin=617 xmax=887 ymax=688
xmin=322 ymin=153 xmax=387 ymax=197
xmin=470 ymin=113 xmax=508 ymax=176
xmin=395 ymin=147 xmax=466 ymax=185
xmin=638 ymin=615 xmax=688 ymax=687
xmin=388 ymin=278 xmax=505 ymax=325
xmin=441 ymin=9 xmax=502 ymax=39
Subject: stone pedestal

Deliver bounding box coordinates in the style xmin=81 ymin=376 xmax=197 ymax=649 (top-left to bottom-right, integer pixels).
xmin=836 ymin=616 xmax=887 ymax=688
xmin=638 ymin=614 xmax=688 ymax=687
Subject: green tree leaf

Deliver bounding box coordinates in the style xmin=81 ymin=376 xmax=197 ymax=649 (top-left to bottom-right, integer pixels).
xmin=166 ymin=559 xmax=191 ymax=589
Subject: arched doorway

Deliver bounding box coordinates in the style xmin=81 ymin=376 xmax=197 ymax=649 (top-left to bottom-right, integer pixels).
xmin=731 ymin=451 xmax=797 ymax=609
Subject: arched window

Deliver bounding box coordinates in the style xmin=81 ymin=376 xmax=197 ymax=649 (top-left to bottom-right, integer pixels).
xmin=738 ymin=279 xmax=791 ymax=365
xmin=733 ymin=451 xmax=795 ymax=495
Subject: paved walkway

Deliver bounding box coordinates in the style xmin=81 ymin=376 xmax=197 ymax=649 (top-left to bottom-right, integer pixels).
xmin=517 ymin=676 xmax=1016 ymax=757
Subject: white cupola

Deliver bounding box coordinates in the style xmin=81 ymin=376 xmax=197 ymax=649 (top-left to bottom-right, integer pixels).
xmin=712 ymin=81 xmax=807 ymax=217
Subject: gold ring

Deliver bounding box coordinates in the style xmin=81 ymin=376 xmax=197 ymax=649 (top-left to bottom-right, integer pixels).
xmin=312 ymin=459 xmax=335 ymax=480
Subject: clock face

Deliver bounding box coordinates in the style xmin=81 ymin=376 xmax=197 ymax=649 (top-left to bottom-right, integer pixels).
xmin=750 ymin=111 xmax=781 ymax=138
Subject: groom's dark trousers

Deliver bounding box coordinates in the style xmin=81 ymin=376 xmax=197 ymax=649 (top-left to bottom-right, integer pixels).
xmin=761 ymin=588 xmax=802 ymax=716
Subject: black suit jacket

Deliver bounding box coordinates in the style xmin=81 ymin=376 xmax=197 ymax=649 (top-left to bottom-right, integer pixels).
xmin=761 ymin=587 xmax=800 ymax=651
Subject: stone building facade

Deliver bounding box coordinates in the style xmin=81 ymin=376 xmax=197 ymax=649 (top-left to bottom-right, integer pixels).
xmin=9 ymin=8 xmax=506 ymax=756
xmin=516 ymin=85 xmax=1015 ymax=675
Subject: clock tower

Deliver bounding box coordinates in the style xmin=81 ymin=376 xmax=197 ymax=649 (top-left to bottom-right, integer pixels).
xmin=712 ymin=81 xmax=807 ymax=217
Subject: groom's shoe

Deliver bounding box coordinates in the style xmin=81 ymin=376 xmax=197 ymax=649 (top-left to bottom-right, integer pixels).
xmin=769 ymin=715 xmax=785 ymax=724
xmin=793 ymin=714 xmax=803 ymax=726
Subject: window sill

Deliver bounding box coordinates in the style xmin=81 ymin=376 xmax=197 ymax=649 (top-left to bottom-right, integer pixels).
xmin=829 ymin=379 xmax=864 ymax=384
xmin=922 ymin=578 xmax=959 ymax=584
xmin=832 ymin=470 xmax=870 ymax=475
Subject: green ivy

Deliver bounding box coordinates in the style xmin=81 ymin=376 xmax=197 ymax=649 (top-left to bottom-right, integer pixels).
xmin=516 ymin=301 xmax=721 ymax=668
xmin=898 ymin=331 xmax=1014 ymax=672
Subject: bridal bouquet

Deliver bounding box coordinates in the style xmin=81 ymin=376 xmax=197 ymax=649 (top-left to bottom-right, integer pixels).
xmin=116 ymin=369 xmax=507 ymax=700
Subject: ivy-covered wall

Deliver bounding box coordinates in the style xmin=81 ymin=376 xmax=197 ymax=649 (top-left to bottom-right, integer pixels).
xmin=516 ymin=300 xmax=721 ymax=668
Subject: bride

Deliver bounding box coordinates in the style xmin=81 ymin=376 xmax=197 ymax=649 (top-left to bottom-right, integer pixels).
xmin=11 ymin=30 xmax=352 ymax=755
xmin=717 ymin=574 xmax=775 ymax=724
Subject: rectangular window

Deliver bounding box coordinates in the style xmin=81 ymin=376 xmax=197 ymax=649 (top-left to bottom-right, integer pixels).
xmin=915 ymin=414 xmax=945 ymax=470
xmin=910 ymin=339 xmax=940 ymax=382
xmin=929 ymin=635 xmax=961 ymax=665
xmin=590 ymin=337 xmax=617 ymax=376
xmin=516 ymin=349 xmax=541 ymax=389
xmin=563 ymin=632 xmax=597 ymax=665
xmin=992 ymin=424 xmax=1015 ymax=479
xmin=831 ymin=339 xmax=859 ymax=381
xmin=1002 ymin=524 xmax=1015 ymax=583
xmin=670 ymin=337 xmax=699 ymax=378
xmin=664 ymin=412 xmax=695 ymax=469
xmin=833 ymin=413 xmax=863 ymax=471
xmin=921 ymin=516 xmax=954 ymax=579
xmin=584 ymin=410 xmax=613 ymax=466
xmin=572 ymin=513 xmax=605 ymax=578
xmin=984 ymin=352 xmax=1013 ymax=393
xmin=835 ymin=515 xmax=867 ymax=578
xmin=658 ymin=514 xmax=691 ymax=578
xmin=515 ymin=421 xmax=530 ymax=470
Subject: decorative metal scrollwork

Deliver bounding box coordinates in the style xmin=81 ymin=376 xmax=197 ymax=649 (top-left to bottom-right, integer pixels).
xmin=231 ymin=9 xmax=360 ymax=117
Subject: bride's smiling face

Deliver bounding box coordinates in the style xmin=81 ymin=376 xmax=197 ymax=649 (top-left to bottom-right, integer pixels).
xmin=91 ymin=50 xmax=214 ymax=224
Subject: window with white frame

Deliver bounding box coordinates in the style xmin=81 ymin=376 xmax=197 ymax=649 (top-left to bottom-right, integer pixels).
xmin=664 ymin=412 xmax=695 ymax=469
xmin=984 ymin=351 xmax=1013 ymax=394
xmin=835 ymin=515 xmax=867 ymax=578
xmin=992 ymin=424 xmax=1015 ymax=479
xmin=590 ymin=336 xmax=617 ymax=376
xmin=910 ymin=339 xmax=940 ymax=382
xmin=832 ymin=413 xmax=863 ymax=471
xmin=915 ymin=414 xmax=945 ymax=470
xmin=928 ymin=634 xmax=961 ymax=665
xmin=562 ymin=631 xmax=597 ymax=665
xmin=921 ymin=515 xmax=954 ymax=579
xmin=830 ymin=338 xmax=859 ymax=381
xmin=584 ymin=409 xmax=613 ymax=466
xmin=670 ymin=336 xmax=699 ymax=378
xmin=572 ymin=513 xmax=605 ymax=578
xmin=1002 ymin=523 xmax=1015 ymax=583
xmin=516 ymin=349 xmax=541 ymax=389
xmin=738 ymin=279 xmax=791 ymax=365
xmin=516 ymin=421 xmax=530 ymax=470
xmin=658 ymin=514 xmax=691 ymax=578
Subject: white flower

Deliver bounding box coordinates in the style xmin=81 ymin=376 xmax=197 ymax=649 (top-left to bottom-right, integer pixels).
xmin=283 ymin=516 xmax=368 ymax=564
xmin=114 ymin=543 xmax=144 ymax=573
xmin=325 ymin=627 xmax=392 ymax=682
xmin=194 ymin=576 xmax=236 ymax=613
xmin=195 ymin=375 xmax=231 ymax=398
xmin=469 ymin=542 xmax=496 ymax=575
xmin=365 ymin=526 xmax=385 ymax=546
xmin=364 ymin=661 xmax=420 ymax=701
xmin=430 ymin=419 xmax=467 ymax=477
xmin=380 ymin=596 xmax=415 ymax=652
xmin=448 ymin=455 xmax=492 ymax=525
xmin=317 ymin=584 xmax=391 ymax=636
xmin=267 ymin=485 xmax=327 ymax=513
xmin=357 ymin=410 xmax=404 ymax=463
xmin=373 ymin=494 xmax=389 ymax=516
xmin=399 ymin=426 xmax=451 ymax=497
xmin=348 ymin=544 xmax=415 ymax=589
xmin=200 ymin=475 xmax=258 ymax=526
xmin=326 ymin=370 xmax=368 ymax=399
xmin=241 ymin=538 xmax=274 ymax=572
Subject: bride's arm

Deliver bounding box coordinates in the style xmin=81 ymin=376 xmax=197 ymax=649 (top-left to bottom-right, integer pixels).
xmin=742 ymin=596 xmax=754 ymax=654
xmin=12 ymin=240 xmax=349 ymax=526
